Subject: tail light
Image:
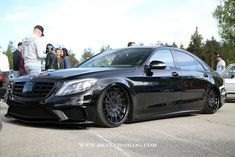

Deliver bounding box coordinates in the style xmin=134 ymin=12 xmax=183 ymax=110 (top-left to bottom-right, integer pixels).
xmin=0 ymin=74 xmax=5 ymax=81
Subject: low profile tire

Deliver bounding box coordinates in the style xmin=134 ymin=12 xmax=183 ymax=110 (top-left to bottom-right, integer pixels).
xmin=96 ymin=85 xmax=130 ymax=128
xmin=202 ymin=88 xmax=220 ymax=114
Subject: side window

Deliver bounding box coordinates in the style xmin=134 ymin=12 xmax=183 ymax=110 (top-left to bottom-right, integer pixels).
xmin=149 ymin=49 xmax=174 ymax=69
xmin=223 ymin=66 xmax=235 ymax=79
xmin=195 ymin=60 xmax=205 ymax=71
xmin=172 ymin=50 xmax=197 ymax=70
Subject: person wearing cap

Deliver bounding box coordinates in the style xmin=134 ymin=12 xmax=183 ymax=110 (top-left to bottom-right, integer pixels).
xmin=22 ymin=25 xmax=46 ymax=75
xmin=216 ymin=54 xmax=226 ymax=73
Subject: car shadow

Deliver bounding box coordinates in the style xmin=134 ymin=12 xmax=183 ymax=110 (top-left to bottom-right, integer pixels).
xmin=1 ymin=116 xmax=90 ymax=130
xmin=126 ymin=113 xmax=197 ymax=125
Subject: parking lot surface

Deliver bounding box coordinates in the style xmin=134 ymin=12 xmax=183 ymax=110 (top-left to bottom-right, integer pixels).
xmin=1 ymin=102 xmax=235 ymax=157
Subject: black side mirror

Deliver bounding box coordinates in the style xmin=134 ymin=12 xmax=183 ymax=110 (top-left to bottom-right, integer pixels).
xmin=231 ymin=75 xmax=234 ymax=79
xmin=144 ymin=60 xmax=166 ymax=76
xmin=149 ymin=60 xmax=166 ymax=69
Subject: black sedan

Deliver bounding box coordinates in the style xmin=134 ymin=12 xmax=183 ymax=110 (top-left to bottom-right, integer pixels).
xmin=6 ymin=46 xmax=226 ymax=127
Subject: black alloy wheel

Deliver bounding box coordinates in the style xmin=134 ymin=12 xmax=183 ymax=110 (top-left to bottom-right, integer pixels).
xmin=96 ymin=85 xmax=130 ymax=127
xmin=203 ymin=88 xmax=220 ymax=114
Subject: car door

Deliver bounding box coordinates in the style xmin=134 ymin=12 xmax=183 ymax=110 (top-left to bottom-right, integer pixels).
xmin=142 ymin=48 xmax=183 ymax=115
xmin=222 ymin=65 xmax=235 ymax=99
xmin=171 ymin=50 xmax=210 ymax=111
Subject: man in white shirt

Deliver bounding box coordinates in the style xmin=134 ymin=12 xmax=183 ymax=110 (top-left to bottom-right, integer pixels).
xmin=0 ymin=47 xmax=10 ymax=88
xmin=216 ymin=54 xmax=226 ymax=73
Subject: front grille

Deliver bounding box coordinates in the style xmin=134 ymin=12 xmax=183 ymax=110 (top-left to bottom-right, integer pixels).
xmin=13 ymin=82 xmax=55 ymax=99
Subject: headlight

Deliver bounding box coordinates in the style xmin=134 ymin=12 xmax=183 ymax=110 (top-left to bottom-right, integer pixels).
xmin=55 ymin=79 xmax=97 ymax=96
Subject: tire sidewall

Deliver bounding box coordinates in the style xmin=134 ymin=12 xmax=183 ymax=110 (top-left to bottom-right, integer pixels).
xmin=96 ymin=85 xmax=130 ymax=127
xmin=204 ymin=88 xmax=220 ymax=114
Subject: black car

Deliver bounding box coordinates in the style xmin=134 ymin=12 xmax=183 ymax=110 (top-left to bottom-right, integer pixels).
xmin=6 ymin=46 xmax=226 ymax=127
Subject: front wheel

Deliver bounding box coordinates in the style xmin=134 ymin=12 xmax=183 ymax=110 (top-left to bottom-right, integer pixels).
xmin=202 ymin=88 xmax=220 ymax=114
xmin=96 ymin=85 xmax=130 ymax=128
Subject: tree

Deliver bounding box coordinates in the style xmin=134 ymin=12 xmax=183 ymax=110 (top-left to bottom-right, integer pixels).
xmin=172 ymin=42 xmax=178 ymax=48
xmin=179 ymin=43 xmax=185 ymax=50
xmin=200 ymin=37 xmax=221 ymax=69
xmin=80 ymin=48 xmax=94 ymax=62
xmin=5 ymin=41 xmax=15 ymax=69
xmin=186 ymin=27 xmax=203 ymax=57
xmin=220 ymin=42 xmax=235 ymax=64
xmin=213 ymin=0 xmax=235 ymax=46
xmin=100 ymin=45 xmax=111 ymax=53
xmin=68 ymin=50 xmax=79 ymax=66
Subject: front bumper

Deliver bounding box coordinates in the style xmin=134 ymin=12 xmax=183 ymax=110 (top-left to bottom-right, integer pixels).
xmin=5 ymin=92 xmax=97 ymax=125
xmin=0 ymin=88 xmax=6 ymax=99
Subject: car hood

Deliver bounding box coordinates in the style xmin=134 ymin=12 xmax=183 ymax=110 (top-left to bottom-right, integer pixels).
xmin=15 ymin=68 xmax=135 ymax=82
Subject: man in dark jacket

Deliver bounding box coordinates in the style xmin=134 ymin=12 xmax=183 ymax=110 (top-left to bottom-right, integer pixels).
xmin=13 ymin=42 xmax=23 ymax=78
xmin=45 ymin=43 xmax=56 ymax=70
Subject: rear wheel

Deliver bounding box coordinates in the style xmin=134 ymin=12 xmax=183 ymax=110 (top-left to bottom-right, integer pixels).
xmin=203 ymin=88 xmax=220 ymax=114
xmin=96 ymin=85 xmax=130 ymax=128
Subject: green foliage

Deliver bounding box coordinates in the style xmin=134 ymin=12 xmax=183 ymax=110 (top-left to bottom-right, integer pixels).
xmin=172 ymin=42 xmax=178 ymax=48
xmin=213 ymin=0 xmax=235 ymax=46
xmin=200 ymin=37 xmax=221 ymax=69
xmin=5 ymin=41 xmax=15 ymax=69
xmin=220 ymin=42 xmax=235 ymax=65
xmin=179 ymin=43 xmax=185 ymax=50
xmin=80 ymin=48 xmax=94 ymax=62
xmin=100 ymin=45 xmax=112 ymax=53
xmin=68 ymin=50 xmax=79 ymax=67
xmin=186 ymin=27 xmax=203 ymax=56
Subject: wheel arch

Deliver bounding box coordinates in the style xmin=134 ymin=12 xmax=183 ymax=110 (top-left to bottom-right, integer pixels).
xmin=97 ymin=78 xmax=135 ymax=122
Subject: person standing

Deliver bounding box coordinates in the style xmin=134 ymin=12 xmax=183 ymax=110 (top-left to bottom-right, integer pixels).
xmin=19 ymin=52 xmax=27 ymax=76
xmin=22 ymin=25 xmax=46 ymax=75
xmin=0 ymin=47 xmax=10 ymax=88
xmin=53 ymin=48 xmax=63 ymax=70
xmin=13 ymin=42 xmax=23 ymax=78
xmin=216 ymin=54 xmax=226 ymax=73
xmin=61 ymin=48 xmax=71 ymax=69
xmin=127 ymin=42 xmax=136 ymax=47
xmin=45 ymin=43 xmax=56 ymax=70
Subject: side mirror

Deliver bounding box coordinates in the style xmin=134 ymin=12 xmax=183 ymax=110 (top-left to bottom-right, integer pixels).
xmin=149 ymin=60 xmax=166 ymax=69
xmin=144 ymin=60 xmax=166 ymax=76
xmin=231 ymin=75 xmax=234 ymax=79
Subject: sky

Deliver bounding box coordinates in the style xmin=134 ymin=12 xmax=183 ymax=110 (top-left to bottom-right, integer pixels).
xmin=0 ymin=0 xmax=221 ymax=59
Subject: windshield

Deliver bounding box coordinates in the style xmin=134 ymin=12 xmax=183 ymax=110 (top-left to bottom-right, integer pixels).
xmin=79 ymin=48 xmax=152 ymax=68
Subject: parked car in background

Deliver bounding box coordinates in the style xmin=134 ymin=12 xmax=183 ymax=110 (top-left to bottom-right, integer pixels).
xmin=6 ymin=46 xmax=226 ymax=128
xmin=0 ymin=71 xmax=7 ymax=99
xmin=221 ymin=64 xmax=235 ymax=101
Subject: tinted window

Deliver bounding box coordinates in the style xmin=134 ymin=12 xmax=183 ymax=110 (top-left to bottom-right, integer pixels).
xmin=79 ymin=48 xmax=152 ymax=68
xmin=195 ymin=60 xmax=205 ymax=71
xmin=223 ymin=66 xmax=235 ymax=78
xmin=172 ymin=51 xmax=197 ymax=70
xmin=148 ymin=49 xmax=174 ymax=69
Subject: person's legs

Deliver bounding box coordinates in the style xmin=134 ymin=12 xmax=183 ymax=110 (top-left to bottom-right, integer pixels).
xmin=25 ymin=66 xmax=41 ymax=75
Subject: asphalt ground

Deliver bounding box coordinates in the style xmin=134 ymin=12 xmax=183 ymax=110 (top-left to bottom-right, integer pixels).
xmin=0 ymin=101 xmax=235 ymax=157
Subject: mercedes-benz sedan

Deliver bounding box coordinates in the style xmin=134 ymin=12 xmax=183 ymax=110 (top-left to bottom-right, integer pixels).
xmin=6 ymin=46 xmax=226 ymax=127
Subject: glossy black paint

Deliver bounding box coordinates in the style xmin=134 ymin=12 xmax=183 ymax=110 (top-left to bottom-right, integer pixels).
xmin=6 ymin=46 xmax=226 ymax=125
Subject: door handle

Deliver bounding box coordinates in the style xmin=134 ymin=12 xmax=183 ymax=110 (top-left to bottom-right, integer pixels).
xmin=172 ymin=72 xmax=179 ymax=77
